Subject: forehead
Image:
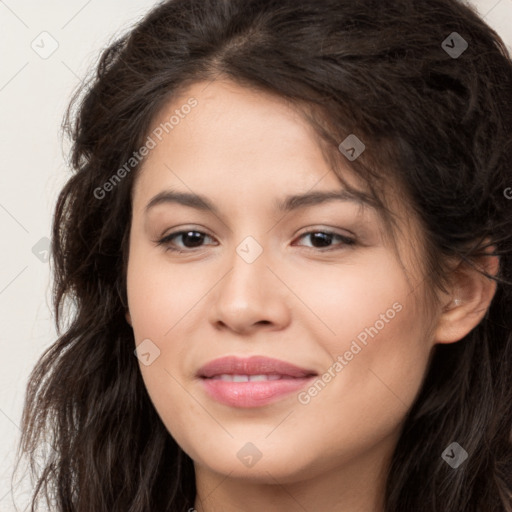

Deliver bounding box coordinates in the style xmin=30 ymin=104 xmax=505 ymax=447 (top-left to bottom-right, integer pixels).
xmin=133 ymin=79 xmax=368 ymax=206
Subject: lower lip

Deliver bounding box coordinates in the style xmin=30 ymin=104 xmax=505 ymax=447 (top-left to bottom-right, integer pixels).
xmin=200 ymin=377 xmax=315 ymax=408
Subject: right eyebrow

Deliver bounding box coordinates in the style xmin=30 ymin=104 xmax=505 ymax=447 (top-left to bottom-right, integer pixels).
xmin=145 ymin=190 xmax=218 ymax=215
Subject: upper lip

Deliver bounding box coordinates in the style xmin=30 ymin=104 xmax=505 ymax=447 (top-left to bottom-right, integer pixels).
xmin=197 ymin=356 xmax=317 ymax=379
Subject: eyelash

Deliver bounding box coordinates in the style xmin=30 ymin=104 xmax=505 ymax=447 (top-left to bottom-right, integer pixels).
xmin=155 ymin=228 xmax=356 ymax=254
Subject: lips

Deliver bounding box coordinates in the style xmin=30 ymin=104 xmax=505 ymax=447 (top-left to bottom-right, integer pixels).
xmin=197 ymin=355 xmax=317 ymax=379
xmin=197 ymin=356 xmax=317 ymax=408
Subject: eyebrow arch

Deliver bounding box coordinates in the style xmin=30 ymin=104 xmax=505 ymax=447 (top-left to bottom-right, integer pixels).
xmin=144 ymin=188 xmax=376 ymax=215
xmin=275 ymin=190 xmax=376 ymax=212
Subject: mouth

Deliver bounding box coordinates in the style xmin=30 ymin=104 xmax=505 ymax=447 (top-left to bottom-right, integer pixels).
xmin=197 ymin=356 xmax=317 ymax=408
xmin=207 ymin=374 xmax=292 ymax=381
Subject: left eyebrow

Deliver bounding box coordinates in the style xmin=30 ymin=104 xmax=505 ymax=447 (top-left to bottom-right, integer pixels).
xmin=275 ymin=190 xmax=376 ymax=212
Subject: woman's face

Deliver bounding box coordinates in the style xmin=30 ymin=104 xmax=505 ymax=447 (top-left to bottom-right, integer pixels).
xmin=126 ymin=79 xmax=436 ymax=485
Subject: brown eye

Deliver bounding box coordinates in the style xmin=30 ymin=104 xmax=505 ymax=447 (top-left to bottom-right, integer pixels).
xmin=156 ymin=230 xmax=215 ymax=253
xmin=294 ymin=230 xmax=355 ymax=250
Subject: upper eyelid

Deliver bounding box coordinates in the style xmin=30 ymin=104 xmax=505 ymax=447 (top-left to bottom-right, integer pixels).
xmin=158 ymin=228 xmax=215 ymax=242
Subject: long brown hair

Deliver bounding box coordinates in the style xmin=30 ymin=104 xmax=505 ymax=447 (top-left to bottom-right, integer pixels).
xmin=15 ymin=0 xmax=512 ymax=510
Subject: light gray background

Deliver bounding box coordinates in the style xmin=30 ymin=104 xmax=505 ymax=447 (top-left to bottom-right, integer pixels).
xmin=0 ymin=1 xmax=511 ymax=510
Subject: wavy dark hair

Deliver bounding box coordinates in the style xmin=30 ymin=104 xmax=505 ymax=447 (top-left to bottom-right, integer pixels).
xmin=13 ymin=0 xmax=512 ymax=510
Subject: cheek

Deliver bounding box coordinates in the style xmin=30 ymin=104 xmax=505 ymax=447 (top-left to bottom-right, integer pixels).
xmin=298 ymin=251 xmax=431 ymax=424
xmin=301 ymin=300 xmax=429 ymax=464
xmin=290 ymin=248 xmax=411 ymax=342
xmin=126 ymin=246 xmax=219 ymax=441
xmin=126 ymin=247 xmax=210 ymax=339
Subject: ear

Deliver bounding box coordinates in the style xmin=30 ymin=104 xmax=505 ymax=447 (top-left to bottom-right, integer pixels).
xmin=433 ymin=244 xmax=499 ymax=344
xmin=125 ymin=310 xmax=132 ymax=326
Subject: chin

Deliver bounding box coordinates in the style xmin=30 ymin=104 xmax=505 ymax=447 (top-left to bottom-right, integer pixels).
xmin=188 ymin=436 xmax=320 ymax=483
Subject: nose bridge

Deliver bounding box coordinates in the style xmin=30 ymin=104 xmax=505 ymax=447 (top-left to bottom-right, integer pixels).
xmin=222 ymin=233 xmax=270 ymax=304
xmin=209 ymin=232 xmax=290 ymax=332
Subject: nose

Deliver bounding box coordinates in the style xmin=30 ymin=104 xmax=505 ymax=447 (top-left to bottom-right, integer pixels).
xmin=208 ymin=241 xmax=291 ymax=335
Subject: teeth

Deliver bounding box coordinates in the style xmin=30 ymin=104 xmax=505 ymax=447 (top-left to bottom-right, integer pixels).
xmin=249 ymin=375 xmax=271 ymax=382
xmin=213 ymin=374 xmax=283 ymax=382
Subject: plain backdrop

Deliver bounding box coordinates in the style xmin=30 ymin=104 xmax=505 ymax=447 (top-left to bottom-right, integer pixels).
xmin=0 ymin=1 xmax=511 ymax=510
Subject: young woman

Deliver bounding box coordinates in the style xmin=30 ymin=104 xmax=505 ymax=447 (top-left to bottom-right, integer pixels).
xmin=16 ymin=0 xmax=512 ymax=510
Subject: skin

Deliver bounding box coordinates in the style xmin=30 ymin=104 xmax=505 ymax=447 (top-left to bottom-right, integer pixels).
xmin=125 ymin=79 xmax=498 ymax=512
